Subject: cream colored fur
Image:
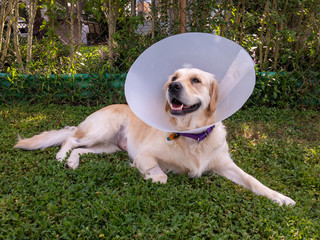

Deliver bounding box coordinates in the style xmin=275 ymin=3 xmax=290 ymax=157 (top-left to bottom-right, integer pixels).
xmin=14 ymin=68 xmax=295 ymax=206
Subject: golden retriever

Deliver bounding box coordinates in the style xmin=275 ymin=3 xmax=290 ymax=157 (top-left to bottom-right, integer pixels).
xmin=14 ymin=68 xmax=295 ymax=206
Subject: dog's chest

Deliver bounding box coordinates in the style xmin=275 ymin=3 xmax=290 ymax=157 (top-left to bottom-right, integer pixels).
xmin=162 ymin=139 xmax=216 ymax=177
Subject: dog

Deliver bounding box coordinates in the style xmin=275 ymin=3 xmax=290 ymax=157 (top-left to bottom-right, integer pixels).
xmin=14 ymin=68 xmax=295 ymax=206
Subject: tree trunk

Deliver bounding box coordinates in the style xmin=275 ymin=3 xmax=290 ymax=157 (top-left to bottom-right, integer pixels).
xmin=69 ymin=1 xmax=75 ymax=70
xmin=108 ymin=0 xmax=115 ymax=65
xmin=102 ymin=0 xmax=119 ymax=67
xmin=77 ymin=0 xmax=82 ymax=44
xmin=220 ymin=0 xmax=232 ymax=37
xmin=12 ymin=0 xmax=24 ymax=72
xmin=1 ymin=0 xmax=12 ymax=62
xmin=0 ymin=0 xmax=9 ymax=54
xmin=151 ymin=0 xmax=156 ymax=38
xmin=295 ymin=2 xmax=305 ymax=53
xmin=74 ymin=0 xmax=82 ymax=64
xmin=259 ymin=1 xmax=270 ymax=70
xmin=131 ymin=0 xmax=136 ymax=17
xmin=235 ymin=0 xmax=245 ymax=45
xmin=179 ymin=0 xmax=186 ymax=33
xmin=26 ymin=0 xmax=39 ymax=68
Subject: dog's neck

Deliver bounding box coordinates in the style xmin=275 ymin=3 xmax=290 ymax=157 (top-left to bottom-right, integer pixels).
xmin=169 ymin=112 xmax=214 ymax=131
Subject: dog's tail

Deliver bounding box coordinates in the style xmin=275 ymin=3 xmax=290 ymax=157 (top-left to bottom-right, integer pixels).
xmin=14 ymin=126 xmax=78 ymax=150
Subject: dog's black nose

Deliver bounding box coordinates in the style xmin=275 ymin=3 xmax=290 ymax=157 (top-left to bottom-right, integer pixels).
xmin=168 ymin=82 xmax=183 ymax=92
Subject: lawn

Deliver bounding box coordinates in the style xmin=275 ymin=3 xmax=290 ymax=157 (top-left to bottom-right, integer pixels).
xmin=0 ymin=104 xmax=319 ymax=239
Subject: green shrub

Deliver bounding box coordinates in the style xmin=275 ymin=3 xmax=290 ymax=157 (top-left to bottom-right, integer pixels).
xmin=246 ymin=71 xmax=319 ymax=109
xmin=1 ymin=70 xmax=318 ymax=109
xmin=0 ymin=74 xmax=126 ymax=106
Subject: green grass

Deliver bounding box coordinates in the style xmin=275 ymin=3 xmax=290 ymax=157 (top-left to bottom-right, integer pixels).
xmin=1 ymin=104 xmax=319 ymax=239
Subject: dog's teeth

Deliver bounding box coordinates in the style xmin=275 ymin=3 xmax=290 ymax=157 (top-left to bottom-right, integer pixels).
xmin=170 ymin=103 xmax=183 ymax=111
xmin=171 ymin=104 xmax=183 ymax=111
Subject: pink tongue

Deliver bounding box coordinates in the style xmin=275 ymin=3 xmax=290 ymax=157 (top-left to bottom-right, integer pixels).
xmin=171 ymin=103 xmax=192 ymax=111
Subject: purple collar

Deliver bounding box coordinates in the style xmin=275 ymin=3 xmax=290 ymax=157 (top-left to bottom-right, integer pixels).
xmin=167 ymin=125 xmax=215 ymax=142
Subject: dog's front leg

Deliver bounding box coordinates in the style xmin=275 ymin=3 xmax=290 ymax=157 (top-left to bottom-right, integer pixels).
xmin=216 ymin=161 xmax=296 ymax=206
xmin=133 ymin=153 xmax=168 ymax=184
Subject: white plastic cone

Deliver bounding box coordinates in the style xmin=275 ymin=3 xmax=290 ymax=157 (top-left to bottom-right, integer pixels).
xmin=125 ymin=33 xmax=255 ymax=133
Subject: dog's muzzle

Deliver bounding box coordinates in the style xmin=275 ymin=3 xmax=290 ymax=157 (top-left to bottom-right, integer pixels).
xmin=167 ymin=82 xmax=201 ymax=116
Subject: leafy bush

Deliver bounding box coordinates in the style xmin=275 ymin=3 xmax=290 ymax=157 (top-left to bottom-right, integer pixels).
xmin=246 ymin=71 xmax=319 ymax=109
xmin=0 ymin=74 xmax=126 ymax=106
xmin=1 ymin=71 xmax=318 ymax=109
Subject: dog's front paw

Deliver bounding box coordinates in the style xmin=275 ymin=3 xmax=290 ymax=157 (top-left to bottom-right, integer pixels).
xmin=144 ymin=165 xmax=168 ymax=184
xmin=145 ymin=173 xmax=168 ymax=184
xmin=65 ymin=157 xmax=79 ymax=170
xmin=56 ymin=151 xmax=66 ymax=162
xmin=65 ymin=161 xmax=79 ymax=170
xmin=273 ymin=193 xmax=296 ymax=206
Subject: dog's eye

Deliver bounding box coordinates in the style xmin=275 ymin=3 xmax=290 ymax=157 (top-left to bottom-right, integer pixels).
xmin=172 ymin=76 xmax=177 ymax=81
xmin=192 ymin=78 xmax=201 ymax=84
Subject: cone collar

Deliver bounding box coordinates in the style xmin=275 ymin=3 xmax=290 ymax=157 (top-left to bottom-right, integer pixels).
xmin=125 ymin=33 xmax=255 ymax=133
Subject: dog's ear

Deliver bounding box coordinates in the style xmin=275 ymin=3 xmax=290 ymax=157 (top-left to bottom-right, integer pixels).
xmin=209 ymin=78 xmax=219 ymax=113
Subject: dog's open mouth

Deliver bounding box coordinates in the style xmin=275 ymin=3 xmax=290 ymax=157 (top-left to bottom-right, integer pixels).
xmin=170 ymin=98 xmax=201 ymax=116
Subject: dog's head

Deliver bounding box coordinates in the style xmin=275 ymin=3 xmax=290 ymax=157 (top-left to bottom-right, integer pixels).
xmin=164 ymin=68 xmax=218 ymax=131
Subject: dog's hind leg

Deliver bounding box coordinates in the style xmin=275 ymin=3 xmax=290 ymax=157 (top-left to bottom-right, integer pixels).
xmin=56 ymin=127 xmax=124 ymax=166
xmin=56 ymin=136 xmax=81 ymax=161
xmin=56 ymin=104 xmax=129 ymax=165
xmin=64 ymin=144 xmax=120 ymax=169
xmin=56 ymin=123 xmax=113 ymax=161
xmin=56 ymin=126 xmax=125 ymax=162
